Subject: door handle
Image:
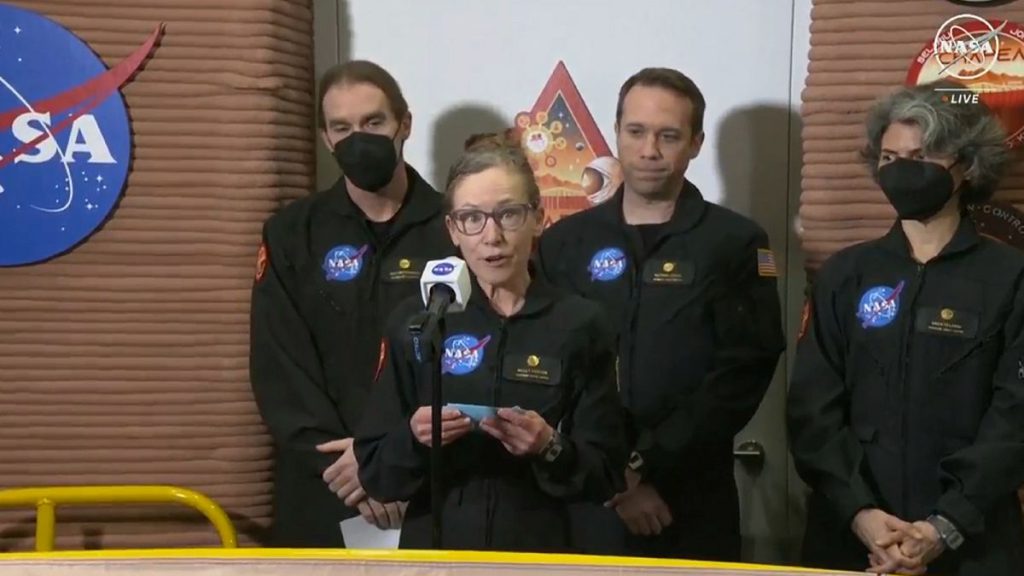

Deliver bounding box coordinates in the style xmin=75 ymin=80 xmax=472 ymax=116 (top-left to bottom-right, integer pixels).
xmin=733 ymin=440 xmax=765 ymax=470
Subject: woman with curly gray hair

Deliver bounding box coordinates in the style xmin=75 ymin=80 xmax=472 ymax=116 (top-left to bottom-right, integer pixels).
xmin=788 ymin=80 xmax=1024 ymax=576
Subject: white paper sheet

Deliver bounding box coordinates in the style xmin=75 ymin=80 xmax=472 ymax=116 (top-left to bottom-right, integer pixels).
xmin=339 ymin=516 xmax=402 ymax=550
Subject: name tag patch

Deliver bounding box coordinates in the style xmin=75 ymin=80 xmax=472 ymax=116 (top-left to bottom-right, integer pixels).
xmin=642 ymin=260 xmax=695 ymax=285
xmin=915 ymin=307 xmax=979 ymax=338
xmin=502 ymin=354 xmax=561 ymax=385
xmin=382 ymin=257 xmax=423 ymax=282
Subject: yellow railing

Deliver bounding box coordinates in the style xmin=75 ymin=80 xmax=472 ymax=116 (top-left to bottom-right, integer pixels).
xmin=0 ymin=485 xmax=237 ymax=551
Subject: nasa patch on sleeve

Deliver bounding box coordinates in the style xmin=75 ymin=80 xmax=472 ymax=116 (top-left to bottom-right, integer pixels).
xmin=0 ymin=4 xmax=161 ymax=266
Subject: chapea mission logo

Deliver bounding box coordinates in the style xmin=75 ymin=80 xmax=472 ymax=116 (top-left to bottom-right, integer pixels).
xmin=512 ymin=62 xmax=623 ymax=227
xmin=0 ymin=4 xmax=160 ymax=266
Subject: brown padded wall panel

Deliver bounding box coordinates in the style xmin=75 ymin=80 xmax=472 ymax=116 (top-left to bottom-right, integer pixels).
xmin=0 ymin=1 xmax=313 ymax=550
xmin=801 ymin=0 xmax=1024 ymax=270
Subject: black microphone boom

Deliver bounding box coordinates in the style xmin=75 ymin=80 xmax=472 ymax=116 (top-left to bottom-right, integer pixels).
xmin=408 ymin=282 xmax=458 ymax=550
xmin=425 ymin=284 xmax=456 ymax=317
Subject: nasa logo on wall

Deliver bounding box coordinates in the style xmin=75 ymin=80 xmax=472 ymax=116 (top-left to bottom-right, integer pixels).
xmin=0 ymin=5 xmax=161 ymax=266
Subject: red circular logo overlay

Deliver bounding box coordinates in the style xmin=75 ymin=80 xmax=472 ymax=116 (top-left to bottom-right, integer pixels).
xmin=907 ymin=18 xmax=1024 ymax=148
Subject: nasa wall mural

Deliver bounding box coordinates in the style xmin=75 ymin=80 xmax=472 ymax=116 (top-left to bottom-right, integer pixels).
xmin=0 ymin=3 xmax=159 ymax=266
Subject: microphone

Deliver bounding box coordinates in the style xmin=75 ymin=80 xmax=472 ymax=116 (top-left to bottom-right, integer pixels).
xmin=419 ymin=256 xmax=471 ymax=314
xmin=413 ymin=256 xmax=471 ymax=550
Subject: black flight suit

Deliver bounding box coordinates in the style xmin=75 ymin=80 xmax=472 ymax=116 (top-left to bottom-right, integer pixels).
xmin=354 ymin=275 xmax=628 ymax=551
xmin=249 ymin=166 xmax=456 ymax=547
xmin=536 ymin=182 xmax=785 ymax=560
xmin=788 ymin=218 xmax=1024 ymax=575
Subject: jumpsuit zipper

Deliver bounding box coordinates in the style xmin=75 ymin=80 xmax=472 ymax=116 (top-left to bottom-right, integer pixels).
xmin=899 ymin=263 xmax=926 ymax=517
xmin=485 ymin=318 xmax=509 ymax=548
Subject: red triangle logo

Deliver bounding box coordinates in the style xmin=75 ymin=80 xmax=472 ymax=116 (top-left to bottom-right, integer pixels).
xmin=512 ymin=61 xmax=622 ymax=227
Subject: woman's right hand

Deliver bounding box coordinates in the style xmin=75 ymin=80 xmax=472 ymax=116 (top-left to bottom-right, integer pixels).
xmin=410 ymin=406 xmax=473 ymax=447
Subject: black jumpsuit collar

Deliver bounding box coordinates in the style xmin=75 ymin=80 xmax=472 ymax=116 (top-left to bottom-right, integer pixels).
xmin=878 ymin=215 xmax=980 ymax=262
xmin=467 ymin=266 xmax=557 ymax=318
xmin=326 ymin=164 xmax=442 ymax=230
xmin=592 ymin=179 xmax=707 ymax=234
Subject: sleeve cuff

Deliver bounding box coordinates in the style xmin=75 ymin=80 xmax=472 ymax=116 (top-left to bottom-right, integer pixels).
xmin=633 ymin=429 xmax=662 ymax=472
xmin=935 ymin=490 xmax=984 ymax=537
xmin=533 ymin=438 xmax=579 ymax=480
xmin=402 ymin=418 xmax=430 ymax=463
xmin=834 ymin=487 xmax=878 ymax=528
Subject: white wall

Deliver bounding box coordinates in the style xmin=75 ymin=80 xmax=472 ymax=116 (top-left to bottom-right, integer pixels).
xmin=323 ymin=0 xmax=795 ymax=207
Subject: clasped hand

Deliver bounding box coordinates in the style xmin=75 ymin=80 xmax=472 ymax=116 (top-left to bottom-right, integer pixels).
xmin=316 ymin=438 xmax=406 ymax=529
xmin=853 ymin=508 xmax=945 ymax=575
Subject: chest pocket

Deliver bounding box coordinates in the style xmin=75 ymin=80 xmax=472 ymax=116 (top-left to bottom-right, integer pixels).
xmin=642 ymin=256 xmax=709 ymax=325
xmin=916 ymin=306 xmax=1001 ymax=441
xmin=918 ymin=307 xmax=995 ymax=376
xmin=500 ymin=354 xmax=566 ymax=420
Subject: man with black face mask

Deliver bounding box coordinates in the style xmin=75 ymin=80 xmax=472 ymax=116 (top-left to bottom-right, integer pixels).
xmin=788 ymin=81 xmax=1024 ymax=576
xmin=249 ymin=60 xmax=455 ymax=547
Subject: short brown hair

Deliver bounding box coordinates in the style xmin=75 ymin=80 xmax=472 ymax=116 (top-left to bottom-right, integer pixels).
xmin=444 ymin=131 xmax=540 ymax=210
xmin=317 ymin=60 xmax=409 ymax=128
xmin=616 ymin=67 xmax=706 ymax=136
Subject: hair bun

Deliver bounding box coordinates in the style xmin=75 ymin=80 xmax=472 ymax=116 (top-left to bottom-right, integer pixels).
xmin=464 ymin=129 xmax=519 ymax=151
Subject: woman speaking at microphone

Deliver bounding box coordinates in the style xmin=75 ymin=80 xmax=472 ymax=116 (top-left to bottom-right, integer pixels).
xmin=354 ymin=134 xmax=627 ymax=552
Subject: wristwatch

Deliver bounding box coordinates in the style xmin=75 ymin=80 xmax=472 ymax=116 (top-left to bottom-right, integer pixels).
xmin=927 ymin=514 xmax=964 ymax=551
xmin=541 ymin=430 xmax=564 ymax=463
xmin=627 ymin=450 xmax=647 ymax=477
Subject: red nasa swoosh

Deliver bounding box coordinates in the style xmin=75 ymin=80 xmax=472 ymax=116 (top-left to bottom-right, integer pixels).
xmin=0 ymin=24 xmax=162 ymax=171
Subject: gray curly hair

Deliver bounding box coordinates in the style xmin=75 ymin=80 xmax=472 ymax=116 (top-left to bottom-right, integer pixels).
xmin=861 ymin=79 xmax=1010 ymax=204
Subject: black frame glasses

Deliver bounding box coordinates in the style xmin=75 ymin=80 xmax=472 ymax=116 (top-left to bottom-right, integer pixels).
xmin=448 ymin=202 xmax=537 ymax=236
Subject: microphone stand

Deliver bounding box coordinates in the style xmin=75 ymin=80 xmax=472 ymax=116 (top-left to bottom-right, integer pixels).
xmin=408 ymin=296 xmax=450 ymax=550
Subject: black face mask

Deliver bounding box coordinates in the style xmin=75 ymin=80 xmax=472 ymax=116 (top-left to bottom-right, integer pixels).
xmin=878 ymin=158 xmax=957 ymax=221
xmin=333 ymin=130 xmax=400 ymax=192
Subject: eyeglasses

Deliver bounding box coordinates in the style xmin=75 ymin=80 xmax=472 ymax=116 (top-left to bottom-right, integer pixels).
xmin=449 ymin=203 xmax=536 ymax=236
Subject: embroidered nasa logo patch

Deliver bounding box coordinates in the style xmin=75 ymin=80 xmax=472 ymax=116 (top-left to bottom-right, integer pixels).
xmin=588 ymin=247 xmax=627 ymax=282
xmin=857 ymin=281 xmax=905 ymax=328
xmin=442 ymin=334 xmax=492 ymax=375
xmin=323 ymin=244 xmax=369 ymax=282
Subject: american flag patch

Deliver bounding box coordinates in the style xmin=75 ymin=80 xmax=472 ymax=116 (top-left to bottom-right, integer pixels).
xmin=757 ymin=248 xmax=778 ymax=277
